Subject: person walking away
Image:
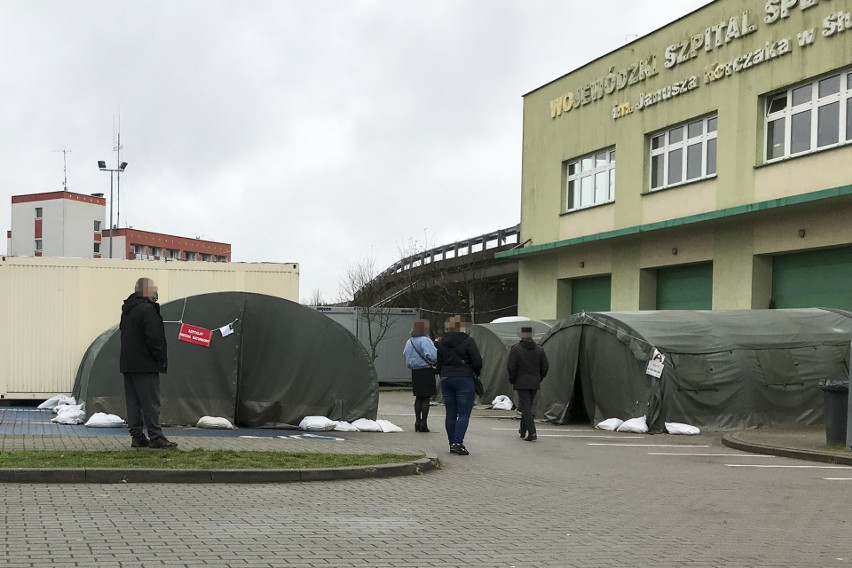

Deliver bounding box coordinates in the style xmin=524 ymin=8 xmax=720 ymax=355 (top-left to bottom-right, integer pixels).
xmin=507 ymin=326 xmax=549 ymax=442
xmin=119 ymin=277 xmax=177 ymax=449
xmin=436 ymin=315 xmax=482 ymax=455
xmin=403 ymin=319 xmax=438 ymax=432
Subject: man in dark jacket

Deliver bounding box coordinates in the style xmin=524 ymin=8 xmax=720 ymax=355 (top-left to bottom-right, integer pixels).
xmin=119 ymin=277 xmax=177 ymax=449
xmin=507 ymin=326 xmax=549 ymax=442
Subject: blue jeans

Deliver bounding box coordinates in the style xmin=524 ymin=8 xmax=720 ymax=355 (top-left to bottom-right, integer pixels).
xmin=441 ymin=375 xmax=476 ymax=445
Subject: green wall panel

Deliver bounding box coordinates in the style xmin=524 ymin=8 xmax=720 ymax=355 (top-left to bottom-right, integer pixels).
xmin=571 ymin=275 xmax=612 ymax=314
xmin=656 ymin=263 xmax=713 ymax=310
xmin=772 ymin=247 xmax=852 ymax=310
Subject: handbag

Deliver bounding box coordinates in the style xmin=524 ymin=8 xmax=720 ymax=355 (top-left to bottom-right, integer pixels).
xmin=473 ymin=376 xmax=484 ymax=396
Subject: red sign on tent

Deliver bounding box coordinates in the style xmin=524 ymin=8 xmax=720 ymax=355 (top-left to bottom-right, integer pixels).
xmin=178 ymin=323 xmax=213 ymax=348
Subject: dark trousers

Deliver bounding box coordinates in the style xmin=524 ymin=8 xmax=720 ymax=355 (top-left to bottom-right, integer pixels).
xmin=441 ymin=376 xmax=476 ymax=445
xmin=516 ymin=389 xmax=538 ymax=437
xmin=123 ymin=372 xmax=165 ymax=441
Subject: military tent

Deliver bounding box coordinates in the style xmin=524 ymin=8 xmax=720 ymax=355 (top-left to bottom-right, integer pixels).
xmin=538 ymin=309 xmax=852 ymax=432
xmin=73 ymin=292 xmax=378 ymax=428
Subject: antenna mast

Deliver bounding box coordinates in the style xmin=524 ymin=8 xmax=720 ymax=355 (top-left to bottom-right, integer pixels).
xmin=114 ymin=114 xmax=124 ymax=228
xmin=53 ymin=147 xmax=72 ymax=190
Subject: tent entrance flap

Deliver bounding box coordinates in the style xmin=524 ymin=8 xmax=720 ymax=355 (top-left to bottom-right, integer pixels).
xmin=566 ymin=367 xmax=589 ymax=424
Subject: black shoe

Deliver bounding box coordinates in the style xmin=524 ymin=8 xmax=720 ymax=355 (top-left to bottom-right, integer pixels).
xmin=519 ymin=429 xmax=526 ymax=439
xmin=457 ymin=444 xmax=470 ymax=455
xmin=150 ymin=438 xmax=178 ymax=449
xmin=450 ymin=443 xmax=461 ymax=454
xmin=414 ymin=422 xmax=422 ymax=432
xmin=524 ymin=433 xmax=537 ymax=442
xmin=420 ymin=423 xmax=430 ymax=433
xmin=131 ymin=437 xmax=149 ymax=448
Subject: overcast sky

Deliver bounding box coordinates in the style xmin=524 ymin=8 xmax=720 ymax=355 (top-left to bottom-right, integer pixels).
xmin=0 ymin=0 xmax=713 ymax=302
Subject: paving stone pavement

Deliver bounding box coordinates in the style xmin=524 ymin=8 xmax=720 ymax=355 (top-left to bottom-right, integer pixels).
xmin=1 ymin=392 xmax=851 ymax=567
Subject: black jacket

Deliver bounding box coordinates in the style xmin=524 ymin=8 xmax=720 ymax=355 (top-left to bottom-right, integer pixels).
xmin=507 ymin=339 xmax=548 ymax=390
xmin=436 ymin=332 xmax=483 ymax=378
xmin=119 ymin=293 xmax=168 ymax=374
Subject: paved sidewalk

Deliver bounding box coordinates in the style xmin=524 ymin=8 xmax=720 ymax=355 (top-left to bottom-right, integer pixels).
xmin=2 ymin=401 xmax=851 ymax=480
xmin=722 ymin=425 xmax=852 ymax=465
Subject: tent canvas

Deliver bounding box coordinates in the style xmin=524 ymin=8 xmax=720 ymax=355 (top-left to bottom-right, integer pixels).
xmin=73 ymin=292 xmax=378 ymax=428
xmin=539 ymin=309 xmax=852 ymax=432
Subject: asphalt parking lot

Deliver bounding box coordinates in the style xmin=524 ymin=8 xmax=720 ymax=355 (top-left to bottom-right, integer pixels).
xmin=1 ymin=391 xmax=851 ymax=567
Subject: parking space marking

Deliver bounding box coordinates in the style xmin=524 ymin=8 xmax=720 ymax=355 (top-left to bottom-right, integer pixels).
xmin=588 ymin=443 xmax=710 ymax=448
xmin=648 ymin=452 xmax=775 ymax=457
xmin=823 ymin=477 xmax=852 ymax=481
xmin=726 ymin=464 xmax=852 ymax=469
xmin=534 ymin=434 xmax=645 ymax=439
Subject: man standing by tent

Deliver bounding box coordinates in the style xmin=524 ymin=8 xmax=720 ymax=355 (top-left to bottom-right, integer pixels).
xmin=508 ymin=326 xmax=549 ymax=442
xmin=119 ymin=277 xmax=177 ymax=449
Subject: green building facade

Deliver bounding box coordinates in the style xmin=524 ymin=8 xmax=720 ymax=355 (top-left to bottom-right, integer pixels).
xmin=500 ymin=0 xmax=852 ymax=318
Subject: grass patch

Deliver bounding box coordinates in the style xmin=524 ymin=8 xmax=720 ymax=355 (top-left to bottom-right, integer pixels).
xmin=0 ymin=450 xmax=421 ymax=470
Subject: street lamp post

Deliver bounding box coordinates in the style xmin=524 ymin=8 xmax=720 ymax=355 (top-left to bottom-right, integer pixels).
xmin=97 ymin=160 xmax=128 ymax=259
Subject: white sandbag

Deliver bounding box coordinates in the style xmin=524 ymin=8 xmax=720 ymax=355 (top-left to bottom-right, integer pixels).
xmin=298 ymin=416 xmax=337 ymax=431
xmin=51 ymin=405 xmax=85 ymax=425
xmin=196 ymin=416 xmax=236 ymax=429
xmin=376 ymin=419 xmax=404 ymax=433
xmin=616 ymin=416 xmax=648 ymax=433
xmin=351 ymin=418 xmax=382 ymax=432
xmin=38 ymin=395 xmax=75 ymax=410
xmin=85 ymin=412 xmax=126 ymax=428
xmin=491 ymin=395 xmax=513 ymax=410
xmin=666 ymin=422 xmax=701 ymax=435
xmin=333 ymin=421 xmax=359 ymax=432
xmin=595 ymin=418 xmax=624 ymax=431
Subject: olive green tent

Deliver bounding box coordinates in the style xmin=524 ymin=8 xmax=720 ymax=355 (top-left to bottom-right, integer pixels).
xmin=538 ymin=309 xmax=852 ymax=432
xmin=73 ymin=292 xmax=378 ymax=428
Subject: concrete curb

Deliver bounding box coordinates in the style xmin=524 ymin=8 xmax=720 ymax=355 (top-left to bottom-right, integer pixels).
xmin=722 ymin=433 xmax=852 ymax=466
xmin=0 ymin=455 xmax=440 ymax=484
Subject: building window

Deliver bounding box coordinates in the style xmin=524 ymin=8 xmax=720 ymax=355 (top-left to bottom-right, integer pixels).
xmin=35 ymin=239 xmax=42 ymax=251
xmin=217 ymin=255 xmax=227 ymax=263
xmin=564 ymin=147 xmax=616 ymax=212
xmin=94 ymin=220 xmax=101 ymax=232
xmin=130 ymin=244 xmax=144 ymax=255
xmin=765 ymin=68 xmax=852 ymax=161
xmin=167 ymin=249 xmax=179 ymax=260
xmin=35 ymin=207 xmax=43 ymax=218
xmin=93 ymin=242 xmax=101 ymax=254
xmin=186 ymin=252 xmax=197 ymax=261
xmin=201 ymin=253 xmax=211 ymax=262
xmin=150 ymin=247 xmax=162 ymax=257
xmin=649 ymin=115 xmax=717 ymax=191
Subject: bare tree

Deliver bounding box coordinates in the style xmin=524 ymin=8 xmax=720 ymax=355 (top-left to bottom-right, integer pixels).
xmin=301 ymin=288 xmax=328 ymax=306
xmin=339 ymin=254 xmax=400 ymax=364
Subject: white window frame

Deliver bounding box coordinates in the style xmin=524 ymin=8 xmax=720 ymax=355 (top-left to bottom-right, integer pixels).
xmin=167 ymin=249 xmax=179 ymax=260
xmin=35 ymin=239 xmax=42 ymax=251
xmin=563 ymin=147 xmax=616 ymax=213
xmin=764 ymin=67 xmax=852 ymax=162
xmin=94 ymin=220 xmax=101 ymax=232
xmin=130 ymin=244 xmax=144 ymax=255
xmin=35 ymin=207 xmax=42 ymax=218
xmin=93 ymin=242 xmax=101 ymax=254
xmin=649 ymin=114 xmax=717 ymax=192
xmin=186 ymin=252 xmax=197 ymax=261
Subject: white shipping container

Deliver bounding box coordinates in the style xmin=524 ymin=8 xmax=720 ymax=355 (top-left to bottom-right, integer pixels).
xmin=0 ymin=256 xmax=299 ymax=399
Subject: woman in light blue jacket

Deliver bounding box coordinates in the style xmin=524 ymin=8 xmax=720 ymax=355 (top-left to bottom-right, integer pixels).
xmin=403 ymin=319 xmax=437 ymax=432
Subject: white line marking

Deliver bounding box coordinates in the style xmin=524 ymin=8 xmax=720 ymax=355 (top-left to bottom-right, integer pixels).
xmin=823 ymin=478 xmax=852 ymax=480
xmin=648 ymin=452 xmax=775 ymax=457
xmin=492 ymin=428 xmax=598 ymax=432
xmin=588 ymin=443 xmax=710 ymax=448
xmin=537 ymin=434 xmax=645 ymax=439
xmin=726 ymin=464 xmax=852 ymax=469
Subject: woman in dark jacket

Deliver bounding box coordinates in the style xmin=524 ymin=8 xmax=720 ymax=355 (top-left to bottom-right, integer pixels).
xmin=436 ymin=315 xmax=482 ymax=456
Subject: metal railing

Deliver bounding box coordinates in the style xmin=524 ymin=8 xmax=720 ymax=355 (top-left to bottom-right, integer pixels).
xmin=374 ymin=224 xmax=520 ymax=282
